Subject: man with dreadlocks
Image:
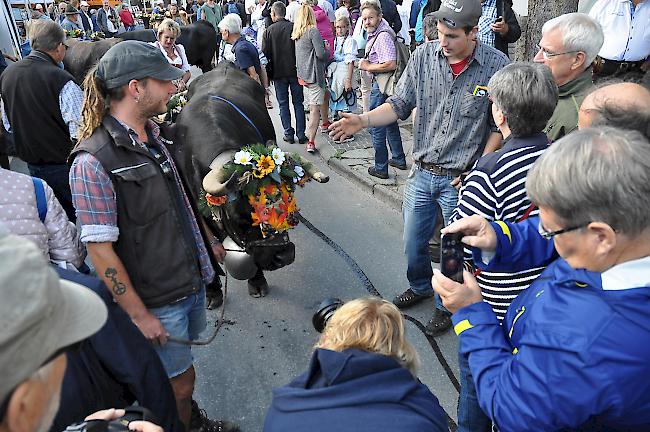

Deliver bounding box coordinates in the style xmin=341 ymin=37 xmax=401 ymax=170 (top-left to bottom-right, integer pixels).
xmin=68 ymin=41 xmax=239 ymax=432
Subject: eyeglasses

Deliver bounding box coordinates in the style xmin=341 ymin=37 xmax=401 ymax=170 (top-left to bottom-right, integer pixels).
xmin=538 ymin=219 xmax=590 ymax=240
xmin=536 ymin=44 xmax=579 ymax=60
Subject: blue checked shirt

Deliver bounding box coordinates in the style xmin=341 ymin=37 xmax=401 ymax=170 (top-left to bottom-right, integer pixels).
xmin=70 ymin=117 xmax=215 ymax=285
xmin=1 ymin=80 xmax=83 ymax=139
xmin=477 ymin=0 xmax=497 ymax=47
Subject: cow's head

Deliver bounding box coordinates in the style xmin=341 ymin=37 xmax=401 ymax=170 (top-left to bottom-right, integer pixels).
xmin=202 ymin=148 xmax=329 ymax=279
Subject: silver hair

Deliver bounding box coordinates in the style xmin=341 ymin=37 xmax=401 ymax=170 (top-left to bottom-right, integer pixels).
xmin=542 ymin=13 xmax=604 ymax=68
xmin=271 ymin=0 xmax=286 ymax=18
xmin=487 ymin=62 xmax=558 ymax=137
xmin=360 ymin=0 xmax=381 ymax=15
xmin=28 ymin=19 xmax=65 ymax=52
xmin=527 ymin=127 xmax=650 ymax=235
xmin=218 ymin=13 xmax=242 ymax=33
xmin=157 ymin=18 xmax=181 ymax=38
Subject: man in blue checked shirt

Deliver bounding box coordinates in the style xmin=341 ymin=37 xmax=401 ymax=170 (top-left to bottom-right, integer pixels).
xmin=0 ymin=20 xmax=82 ymax=222
xmin=434 ymin=127 xmax=650 ymax=431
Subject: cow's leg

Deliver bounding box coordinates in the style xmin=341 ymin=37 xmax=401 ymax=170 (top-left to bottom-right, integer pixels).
xmin=247 ymin=267 xmax=268 ymax=298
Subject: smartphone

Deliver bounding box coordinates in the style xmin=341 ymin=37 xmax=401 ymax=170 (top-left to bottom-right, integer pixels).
xmin=494 ymin=16 xmax=503 ymax=23
xmin=440 ymin=232 xmax=464 ymax=283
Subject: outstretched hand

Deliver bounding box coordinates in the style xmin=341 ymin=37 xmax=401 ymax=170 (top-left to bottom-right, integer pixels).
xmin=329 ymin=113 xmax=364 ymax=141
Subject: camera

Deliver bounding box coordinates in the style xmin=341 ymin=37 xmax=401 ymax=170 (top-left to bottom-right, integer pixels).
xmin=65 ymin=406 xmax=158 ymax=432
xmin=312 ymin=298 xmax=344 ymax=333
xmin=440 ymin=232 xmax=464 ymax=283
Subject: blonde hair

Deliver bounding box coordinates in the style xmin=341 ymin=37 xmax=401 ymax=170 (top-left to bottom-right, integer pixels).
xmin=157 ymin=17 xmax=181 ymax=38
xmin=335 ymin=15 xmax=350 ymax=28
xmin=315 ymin=297 xmax=420 ymax=375
xmin=291 ymin=4 xmax=316 ymax=40
xmin=77 ymin=65 xmax=126 ymax=141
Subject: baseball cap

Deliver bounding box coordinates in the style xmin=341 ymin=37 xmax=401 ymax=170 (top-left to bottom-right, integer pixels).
xmin=0 ymin=230 xmax=108 ymax=403
xmin=432 ymin=0 xmax=482 ymax=29
xmin=80 ymin=1 xmax=89 ymax=6
xmin=97 ymin=40 xmax=184 ymax=89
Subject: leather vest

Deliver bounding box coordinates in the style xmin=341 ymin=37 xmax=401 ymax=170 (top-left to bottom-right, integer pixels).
xmin=71 ymin=116 xmax=203 ymax=308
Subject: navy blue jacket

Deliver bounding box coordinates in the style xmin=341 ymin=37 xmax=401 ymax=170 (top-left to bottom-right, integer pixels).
xmin=50 ymin=268 xmax=182 ymax=432
xmin=264 ymin=348 xmax=448 ymax=432
xmin=454 ymin=218 xmax=650 ymax=431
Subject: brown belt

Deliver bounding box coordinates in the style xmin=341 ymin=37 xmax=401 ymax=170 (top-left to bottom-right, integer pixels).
xmin=415 ymin=160 xmax=462 ymax=177
xmin=593 ymin=56 xmax=645 ymax=76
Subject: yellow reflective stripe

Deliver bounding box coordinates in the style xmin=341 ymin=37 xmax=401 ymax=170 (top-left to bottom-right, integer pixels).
xmin=576 ymin=282 xmax=588 ymax=287
xmin=495 ymin=220 xmax=512 ymax=244
xmin=512 ymin=347 xmax=518 ymax=355
xmin=508 ymin=306 xmax=526 ymax=338
xmin=454 ymin=319 xmax=474 ymax=336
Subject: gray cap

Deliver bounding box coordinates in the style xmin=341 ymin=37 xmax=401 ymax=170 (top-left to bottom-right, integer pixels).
xmin=432 ymin=0 xmax=482 ymax=29
xmin=97 ymin=40 xmax=185 ymax=89
xmin=0 ymin=230 xmax=108 ymax=403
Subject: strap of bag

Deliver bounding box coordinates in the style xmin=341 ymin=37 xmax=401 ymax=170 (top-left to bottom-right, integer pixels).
xmin=364 ymin=29 xmax=392 ymax=59
xmin=32 ymin=177 xmax=47 ymax=223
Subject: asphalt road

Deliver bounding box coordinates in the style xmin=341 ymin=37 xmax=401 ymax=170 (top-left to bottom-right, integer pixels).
xmin=191 ymin=101 xmax=461 ymax=431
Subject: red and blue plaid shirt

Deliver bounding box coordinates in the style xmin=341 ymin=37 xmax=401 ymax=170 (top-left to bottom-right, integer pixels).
xmin=69 ymin=117 xmax=215 ymax=285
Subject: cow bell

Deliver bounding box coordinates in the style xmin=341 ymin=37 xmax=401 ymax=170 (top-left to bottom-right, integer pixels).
xmin=222 ymin=236 xmax=258 ymax=280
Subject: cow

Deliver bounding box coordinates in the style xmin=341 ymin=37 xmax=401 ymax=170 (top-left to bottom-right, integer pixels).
xmin=167 ymin=62 xmax=328 ymax=282
xmin=63 ymin=21 xmax=217 ymax=83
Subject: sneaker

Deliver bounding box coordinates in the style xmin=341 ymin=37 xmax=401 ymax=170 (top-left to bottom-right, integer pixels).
xmin=298 ymin=136 xmax=308 ymax=144
xmin=320 ymin=122 xmax=332 ymax=133
xmin=388 ymin=159 xmax=407 ymax=170
xmin=283 ymin=135 xmax=295 ymax=144
xmin=424 ymin=309 xmax=452 ymax=337
xmin=190 ymin=400 xmax=239 ymax=432
xmin=392 ymin=288 xmax=433 ymax=309
xmin=367 ymin=166 xmax=388 ymax=179
xmin=305 ymin=140 xmax=316 ymax=153
xmin=335 ymin=135 xmax=355 ymax=143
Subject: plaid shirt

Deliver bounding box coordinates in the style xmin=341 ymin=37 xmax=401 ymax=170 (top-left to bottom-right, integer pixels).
xmin=366 ymin=19 xmax=397 ymax=65
xmin=478 ymin=0 xmax=497 ymax=47
xmin=70 ymin=117 xmax=215 ymax=284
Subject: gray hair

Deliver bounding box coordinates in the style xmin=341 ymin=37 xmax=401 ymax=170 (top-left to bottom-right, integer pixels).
xmin=158 ymin=17 xmax=181 ymax=38
xmin=423 ymin=13 xmax=436 ymax=42
xmin=360 ymin=0 xmax=381 ymax=15
xmin=271 ymin=1 xmax=286 ymax=18
xmin=542 ymin=13 xmax=604 ymax=68
xmin=487 ymin=62 xmax=558 ymax=137
xmin=590 ymin=103 xmax=650 ymax=141
xmin=28 ymin=19 xmax=65 ymax=52
xmin=218 ymin=12 xmax=242 ymax=33
xmin=527 ymin=127 xmax=650 ymax=235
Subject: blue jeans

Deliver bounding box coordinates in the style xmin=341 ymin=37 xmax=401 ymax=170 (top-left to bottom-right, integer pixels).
xmin=402 ymin=166 xmax=458 ymax=309
xmin=149 ymin=288 xmax=207 ymax=378
xmin=369 ymin=82 xmax=404 ymax=173
xmin=458 ymin=351 xmax=492 ymax=432
xmin=28 ymin=163 xmax=76 ymax=223
xmin=274 ymin=77 xmax=306 ymax=140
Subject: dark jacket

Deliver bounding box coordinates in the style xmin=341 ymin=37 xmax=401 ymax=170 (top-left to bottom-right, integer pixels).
xmin=0 ymin=51 xmax=74 ymax=164
xmin=262 ymin=18 xmax=297 ymax=80
xmin=380 ymin=0 xmax=401 ymax=34
xmin=51 ymin=267 xmax=182 ymax=432
xmin=264 ymin=348 xmax=448 ymax=432
xmin=71 ymin=116 xmax=204 ymax=308
xmin=494 ymin=0 xmax=521 ymax=57
xmin=97 ymin=6 xmax=118 ymax=35
xmin=79 ymin=10 xmax=93 ymax=32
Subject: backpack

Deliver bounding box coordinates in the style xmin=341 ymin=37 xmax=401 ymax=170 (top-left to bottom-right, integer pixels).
xmin=227 ymin=2 xmax=238 ymax=15
xmin=365 ymin=30 xmax=410 ymax=96
xmin=32 ymin=177 xmax=47 ymax=223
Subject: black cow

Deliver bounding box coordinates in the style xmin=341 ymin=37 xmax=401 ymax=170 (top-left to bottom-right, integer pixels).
xmin=63 ymin=21 xmax=216 ymax=83
xmin=120 ymin=20 xmax=216 ymax=73
xmin=168 ymin=62 xmax=328 ymax=277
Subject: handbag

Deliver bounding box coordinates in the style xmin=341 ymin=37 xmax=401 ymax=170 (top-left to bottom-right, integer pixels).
xmin=364 ymin=30 xmax=397 ymax=96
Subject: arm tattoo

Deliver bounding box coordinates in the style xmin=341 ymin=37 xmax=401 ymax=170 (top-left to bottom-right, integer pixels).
xmin=104 ymin=267 xmax=127 ymax=296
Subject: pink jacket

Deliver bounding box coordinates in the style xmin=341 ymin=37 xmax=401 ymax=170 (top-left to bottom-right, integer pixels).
xmin=313 ymin=5 xmax=335 ymax=57
xmin=0 ymin=168 xmax=85 ymax=269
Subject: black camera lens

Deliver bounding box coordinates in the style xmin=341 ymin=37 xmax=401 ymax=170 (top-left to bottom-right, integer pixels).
xmin=312 ymin=298 xmax=343 ymax=333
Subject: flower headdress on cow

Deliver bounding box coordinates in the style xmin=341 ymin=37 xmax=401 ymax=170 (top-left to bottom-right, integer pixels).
xmin=200 ymin=143 xmax=327 ymax=238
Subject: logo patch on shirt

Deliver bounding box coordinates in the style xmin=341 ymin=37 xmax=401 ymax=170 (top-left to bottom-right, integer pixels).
xmin=472 ymin=85 xmax=488 ymax=97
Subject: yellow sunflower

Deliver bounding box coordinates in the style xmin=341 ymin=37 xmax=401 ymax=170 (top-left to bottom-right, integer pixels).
xmin=256 ymin=155 xmax=275 ymax=176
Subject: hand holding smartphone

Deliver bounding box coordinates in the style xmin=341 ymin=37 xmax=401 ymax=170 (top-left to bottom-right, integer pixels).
xmin=440 ymin=233 xmax=464 ymax=284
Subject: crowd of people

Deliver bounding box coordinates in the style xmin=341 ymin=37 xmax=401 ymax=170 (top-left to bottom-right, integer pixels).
xmin=1 ymin=0 xmax=650 ymax=431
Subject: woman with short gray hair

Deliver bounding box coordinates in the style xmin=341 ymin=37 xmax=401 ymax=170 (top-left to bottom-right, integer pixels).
xmin=449 ymin=62 xmax=558 ymax=432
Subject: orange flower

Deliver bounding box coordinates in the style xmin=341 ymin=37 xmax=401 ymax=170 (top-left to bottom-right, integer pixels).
xmin=206 ymin=193 xmax=227 ymax=206
xmin=256 ymin=155 xmax=275 ymax=176
xmin=263 ymin=183 xmax=278 ymax=196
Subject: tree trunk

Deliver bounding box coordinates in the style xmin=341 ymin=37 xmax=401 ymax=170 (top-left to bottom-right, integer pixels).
xmin=514 ymin=0 xmax=579 ymax=62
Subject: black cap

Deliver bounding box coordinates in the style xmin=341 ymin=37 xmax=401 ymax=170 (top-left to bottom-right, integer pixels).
xmin=64 ymin=4 xmax=80 ymax=14
xmin=97 ymin=41 xmax=184 ymax=89
xmin=432 ymin=0 xmax=482 ymax=29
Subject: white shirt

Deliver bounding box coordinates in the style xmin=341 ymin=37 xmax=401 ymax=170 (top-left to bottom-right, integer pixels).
xmin=589 ymin=0 xmax=650 ymax=61
xmin=150 ymin=41 xmax=191 ymax=72
xmin=396 ymin=0 xmax=412 ymax=45
xmin=286 ymin=0 xmax=301 ymax=22
xmin=318 ymin=0 xmax=335 ymax=22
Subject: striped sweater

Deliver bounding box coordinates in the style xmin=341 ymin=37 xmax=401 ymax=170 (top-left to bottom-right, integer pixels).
xmin=450 ymin=132 xmax=550 ymax=320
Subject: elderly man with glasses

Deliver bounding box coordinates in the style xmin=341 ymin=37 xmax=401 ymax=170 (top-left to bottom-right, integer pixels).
xmin=533 ymin=13 xmax=603 ymax=141
xmin=433 ymin=126 xmax=650 ymax=430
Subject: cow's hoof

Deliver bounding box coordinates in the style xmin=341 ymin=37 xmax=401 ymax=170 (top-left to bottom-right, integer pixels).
xmin=248 ymin=281 xmax=269 ymax=298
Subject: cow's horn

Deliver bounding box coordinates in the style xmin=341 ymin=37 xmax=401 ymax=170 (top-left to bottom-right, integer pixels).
xmin=202 ymin=150 xmax=238 ymax=195
xmin=298 ymin=156 xmax=329 ymax=183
